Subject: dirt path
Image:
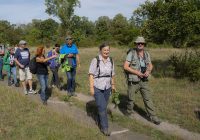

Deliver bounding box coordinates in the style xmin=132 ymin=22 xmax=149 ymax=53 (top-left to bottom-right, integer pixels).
xmin=1 ymin=81 xmax=149 ymax=140
xmin=72 ymin=92 xmax=200 ymax=140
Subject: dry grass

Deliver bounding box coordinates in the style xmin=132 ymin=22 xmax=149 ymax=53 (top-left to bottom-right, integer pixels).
xmin=0 ymin=85 xmax=105 ymax=140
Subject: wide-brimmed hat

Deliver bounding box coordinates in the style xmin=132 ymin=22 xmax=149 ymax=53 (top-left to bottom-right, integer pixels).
xmin=134 ymin=36 xmax=146 ymax=44
xmin=19 ymin=40 xmax=27 ymax=45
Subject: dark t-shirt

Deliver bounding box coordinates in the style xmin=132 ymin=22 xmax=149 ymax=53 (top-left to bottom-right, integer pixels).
xmin=36 ymin=56 xmax=48 ymax=75
xmin=14 ymin=48 xmax=30 ymax=67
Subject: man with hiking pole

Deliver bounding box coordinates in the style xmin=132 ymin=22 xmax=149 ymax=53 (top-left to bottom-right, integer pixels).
xmin=123 ymin=36 xmax=161 ymax=125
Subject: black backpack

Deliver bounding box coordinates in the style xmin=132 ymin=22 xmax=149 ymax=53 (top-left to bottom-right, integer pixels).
xmin=29 ymin=57 xmax=37 ymax=74
xmin=95 ymin=56 xmax=113 ymax=78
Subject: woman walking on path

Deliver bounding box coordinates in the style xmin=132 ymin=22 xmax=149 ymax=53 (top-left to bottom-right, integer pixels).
xmin=89 ymin=43 xmax=116 ymax=136
xmin=35 ymin=46 xmax=57 ymax=105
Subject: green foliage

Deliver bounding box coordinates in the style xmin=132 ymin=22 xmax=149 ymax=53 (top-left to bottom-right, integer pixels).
xmin=45 ymin=0 xmax=80 ymax=35
xmin=133 ymin=0 xmax=200 ymax=48
xmin=169 ymin=49 xmax=200 ymax=81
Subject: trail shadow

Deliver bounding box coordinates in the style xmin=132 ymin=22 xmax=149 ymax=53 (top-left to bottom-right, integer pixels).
xmin=32 ymin=81 xmax=38 ymax=90
xmin=86 ymin=100 xmax=101 ymax=129
xmin=60 ymin=82 xmax=81 ymax=91
xmin=117 ymin=94 xmax=148 ymax=120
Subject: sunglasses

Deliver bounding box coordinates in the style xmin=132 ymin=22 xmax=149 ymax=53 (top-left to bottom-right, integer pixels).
xmin=136 ymin=43 xmax=145 ymax=45
xmin=66 ymin=38 xmax=72 ymax=40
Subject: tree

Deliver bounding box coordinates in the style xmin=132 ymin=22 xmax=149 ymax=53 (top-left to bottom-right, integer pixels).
xmin=45 ymin=0 xmax=80 ymax=35
xmin=110 ymin=14 xmax=134 ymax=45
xmin=133 ymin=0 xmax=200 ymax=47
xmin=95 ymin=16 xmax=112 ymax=41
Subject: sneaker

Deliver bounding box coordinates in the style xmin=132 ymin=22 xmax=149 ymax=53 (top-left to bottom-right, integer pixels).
xmin=15 ymin=83 xmax=20 ymax=87
xmin=101 ymin=128 xmax=111 ymax=136
xmin=24 ymin=90 xmax=28 ymax=95
xmin=28 ymin=89 xmax=37 ymax=94
xmin=42 ymin=100 xmax=47 ymax=105
xmin=71 ymin=92 xmax=77 ymax=97
xmin=150 ymin=116 xmax=161 ymax=125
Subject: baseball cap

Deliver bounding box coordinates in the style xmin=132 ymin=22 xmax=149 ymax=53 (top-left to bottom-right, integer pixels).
xmin=19 ymin=40 xmax=27 ymax=45
xmin=134 ymin=37 xmax=146 ymax=44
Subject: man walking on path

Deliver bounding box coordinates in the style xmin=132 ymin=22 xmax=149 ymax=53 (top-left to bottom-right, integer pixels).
xmin=123 ymin=36 xmax=161 ymax=125
xmin=14 ymin=40 xmax=36 ymax=95
xmin=60 ymin=36 xmax=80 ymax=96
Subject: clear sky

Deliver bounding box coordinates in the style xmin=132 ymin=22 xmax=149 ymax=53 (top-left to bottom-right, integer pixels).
xmin=0 ymin=0 xmax=151 ymax=24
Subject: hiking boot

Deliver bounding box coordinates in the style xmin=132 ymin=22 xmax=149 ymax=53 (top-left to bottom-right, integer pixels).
xmin=28 ymin=89 xmax=37 ymax=94
xmin=150 ymin=116 xmax=161 ymax=125
xmin=101 ymin=128 xmax=111 ymax=136
xmin=71 ymin=92 xmax=77 ymax=97
xmin=124 ymin=110 xmax=134 ymax=117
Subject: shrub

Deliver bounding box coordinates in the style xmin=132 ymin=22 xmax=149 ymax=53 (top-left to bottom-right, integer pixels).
xmin=169 ymin=49 xmax=200 ymax=81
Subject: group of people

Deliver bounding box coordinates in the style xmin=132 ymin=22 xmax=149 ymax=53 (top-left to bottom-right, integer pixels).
xmin=0 ymin=36 xmax=161 ymax=136
xmin=88 ymin=36 xmax=161 ymax=136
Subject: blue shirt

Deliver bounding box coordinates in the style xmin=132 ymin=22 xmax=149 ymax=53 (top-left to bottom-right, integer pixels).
xmin=14 ymin=48 xmax=30 ymax=68
xmin=60 ymin=44 xmax=79 ymax=67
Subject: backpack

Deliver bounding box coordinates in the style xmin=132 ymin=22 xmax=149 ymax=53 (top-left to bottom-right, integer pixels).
xmin=29 ymin=57 xmax=37 ymax=74
xmin=95 ymin=56 xmax=113 ymax=78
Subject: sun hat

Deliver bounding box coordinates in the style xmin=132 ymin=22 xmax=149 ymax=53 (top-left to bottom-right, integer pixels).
xmin=134 ymin=36 xmax=146 ymax=44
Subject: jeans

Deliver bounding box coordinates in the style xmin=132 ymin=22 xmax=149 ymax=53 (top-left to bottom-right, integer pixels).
xmin=66 ymin=68 xmax=76 ymax=93
xmin=94 ymin=87 xmax=111 ymax=130
xmin=8 ymin=66 xmax=17 ymax=84
xmin=50 ymin=67 xmax=60 ymax=88
xmin=37 ymin=74 xmax=48 ymax=101
xmin=0 ymin=58 xmax=3 ymax=79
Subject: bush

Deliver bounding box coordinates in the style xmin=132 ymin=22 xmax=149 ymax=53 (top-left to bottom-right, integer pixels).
xmin=169 ymin=49 xmax=200 ymax=81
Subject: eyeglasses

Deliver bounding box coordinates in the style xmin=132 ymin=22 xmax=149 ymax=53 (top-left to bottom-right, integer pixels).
xmin=136 ymin=43 xmax=145 ymax=45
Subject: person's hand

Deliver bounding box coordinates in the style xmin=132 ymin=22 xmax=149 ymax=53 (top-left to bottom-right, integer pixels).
xmin=68 ymin=54 xmax=74 ymax=57
xmin=90 ymin=87 xmax=94 ymax=96
xmin=112 ymin=85 xmax=116 ymax=93
xmin=144 ymin=70 xmax=150 ymax=77
xmin=20 ymin=64 xmax=24 ymax=68
xmin=137 ymin=71 xmax=144 ymax=78
xmin=52 ymin=54 xmax=57 ymax=58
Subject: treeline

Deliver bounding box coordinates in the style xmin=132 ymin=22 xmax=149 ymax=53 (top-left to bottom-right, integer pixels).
xmin=0 ymin=0 xmax=199 ymax=48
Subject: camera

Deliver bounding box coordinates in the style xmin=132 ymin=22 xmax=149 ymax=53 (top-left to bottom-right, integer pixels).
xmin=141 ymin=67 xmax=148 ymax=81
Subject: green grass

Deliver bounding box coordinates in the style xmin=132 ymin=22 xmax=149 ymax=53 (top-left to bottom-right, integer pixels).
xmin=57 ymin=47 xmax=200 ymax=133
xmin=0 ymin=85 xmax=105 ymax=140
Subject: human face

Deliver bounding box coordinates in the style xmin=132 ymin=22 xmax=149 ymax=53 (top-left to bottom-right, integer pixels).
xmin=66 ymin=38 xmax=73 ymax=45
xmin=100 ymin=46 xmax=110 ymax=59
xmin=136 ymin=42 xmax=145 ymax=50
xmin=20 ymin=43 xmax=26 ymax=48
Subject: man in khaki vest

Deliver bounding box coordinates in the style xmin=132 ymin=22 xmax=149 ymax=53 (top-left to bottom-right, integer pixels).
xmin=124 ymin=36 xmax=161 ymax=125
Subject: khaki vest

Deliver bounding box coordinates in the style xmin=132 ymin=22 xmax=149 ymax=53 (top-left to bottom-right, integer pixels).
xmin=127 ymin=49 xmax=150 ymax=82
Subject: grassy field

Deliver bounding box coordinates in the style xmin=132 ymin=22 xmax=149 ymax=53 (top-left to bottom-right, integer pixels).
xmin=60 ymin=47 xmax=200 ymax=133
xmin=0 ymin=85 xmax=105 ymax=140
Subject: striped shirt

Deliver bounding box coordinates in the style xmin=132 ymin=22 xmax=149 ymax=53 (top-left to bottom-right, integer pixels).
xmin=89 ymin=54 xmax=115 ymax=90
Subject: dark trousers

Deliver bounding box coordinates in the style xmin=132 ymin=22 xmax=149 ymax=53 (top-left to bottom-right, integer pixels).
xmin=94 ymin=87 xmax=111 ymax=130
xmin=66 ymin=68 xmax=76 ymax=93
xmin=0 ymin=58 xmax=3 ymax=79
xmin=50 ymin=67 xmax=60 ymax=88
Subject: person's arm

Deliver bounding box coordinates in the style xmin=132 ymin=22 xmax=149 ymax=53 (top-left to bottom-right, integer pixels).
xmin=14 ymin=58 xmax=24 ymax=68
xmin=89 ymin=74 xmax=94 ymax=96
xmin=144 ymin=63 xmax=153 ymax=77
xmin=111 ymin=76 xmax=116 ymax=92
xmin=76 ymin=54 xmax=80 ymax=67
xmin=36 ymin=55 xmax=57 ymax=63
xmin=124 ymin=61 xmax=144 ymax=78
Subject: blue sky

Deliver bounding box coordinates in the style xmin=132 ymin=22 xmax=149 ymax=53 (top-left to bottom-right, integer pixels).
xmin=0 ymin=0 xmax=151 ymax=24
